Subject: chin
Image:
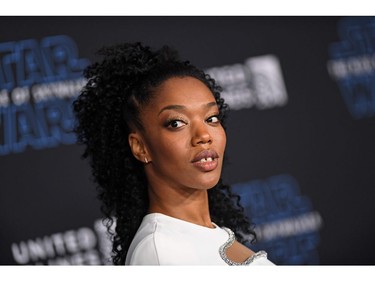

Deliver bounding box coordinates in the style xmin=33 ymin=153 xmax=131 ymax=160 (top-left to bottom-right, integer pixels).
xmin=197 ymin=175 xmax=221 ymax=190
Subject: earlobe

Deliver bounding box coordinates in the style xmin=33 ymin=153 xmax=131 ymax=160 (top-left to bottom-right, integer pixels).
xmin=128 ymin=132 xmax=151 ymax=163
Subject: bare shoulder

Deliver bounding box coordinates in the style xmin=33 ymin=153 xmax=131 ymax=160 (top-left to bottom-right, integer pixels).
xmin=225 ymin=240 xmax=255 ymax=263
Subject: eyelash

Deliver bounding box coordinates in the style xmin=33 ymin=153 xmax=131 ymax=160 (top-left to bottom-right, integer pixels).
xmin=164 ymin=114 xmax=221 ymax=129
xmin=207 ymin=115 xmax=221 ymax=124
xmin=165 ymin=119 xmax=186 ymax=129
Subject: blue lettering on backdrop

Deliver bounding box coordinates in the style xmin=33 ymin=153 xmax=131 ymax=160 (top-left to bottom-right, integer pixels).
xmin=0 ymin=98 xmax=77 ymax=155
xmin=0 ymin=35 xmax=90 ymax=156
xmin=232 ymin=174 xmax=322 ymax=265
xmin=0 ymin=35 xmax=89 ymax=90
xmin=327 ymin=17 xmax=375 ymax=119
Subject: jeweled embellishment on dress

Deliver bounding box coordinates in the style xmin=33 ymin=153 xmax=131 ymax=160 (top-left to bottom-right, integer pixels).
xmin=219 ymin=227 xmax=267 ymax=265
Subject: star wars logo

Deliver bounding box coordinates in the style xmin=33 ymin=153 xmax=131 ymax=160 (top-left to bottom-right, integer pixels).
xmin=0 ymin=35 xmax=90 ymax=156
xmin=327 ymin=16 xmax=375 ymax=119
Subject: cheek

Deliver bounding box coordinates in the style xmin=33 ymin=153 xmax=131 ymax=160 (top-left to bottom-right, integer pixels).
xmin=216 ymin=128 xmax=227 ymax=152
xmin=148 ymin=133 xmax=188 ymax=162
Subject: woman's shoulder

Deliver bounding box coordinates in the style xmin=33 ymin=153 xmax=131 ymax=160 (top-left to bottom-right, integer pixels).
xmin=125 ymin=213 xmax=186 ymax=265
xmin=220 ymin=227 xmax=275 ymax=266
xmin=126 ymin=234 xmax=160 ymax=265
xmin=126 ymin=213 xmax=225 ymax=265
xmin=125 ymin=215 xmax=195 ymax=265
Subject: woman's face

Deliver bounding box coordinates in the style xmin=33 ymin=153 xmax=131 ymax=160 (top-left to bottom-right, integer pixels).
xmin=134 ymin=76 xmax=226 ymax=192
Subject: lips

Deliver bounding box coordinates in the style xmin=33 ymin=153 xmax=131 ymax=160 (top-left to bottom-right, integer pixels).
xmin=191 ymin=149 xmax=219 ymax=172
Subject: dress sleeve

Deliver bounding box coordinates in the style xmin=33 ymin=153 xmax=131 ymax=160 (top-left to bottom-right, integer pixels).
xmin=127 ymin=235 xmax=160 ymax=265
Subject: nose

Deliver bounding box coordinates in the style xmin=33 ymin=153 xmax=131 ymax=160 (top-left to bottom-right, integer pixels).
xmin=191 ymin=122 xmax=212 ymax=146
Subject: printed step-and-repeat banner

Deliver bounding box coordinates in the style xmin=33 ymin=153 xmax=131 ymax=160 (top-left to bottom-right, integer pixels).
xmin=1 ymin=16 xmax=374 ymax=265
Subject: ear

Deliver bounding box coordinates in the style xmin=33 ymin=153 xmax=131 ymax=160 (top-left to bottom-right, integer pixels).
xmin=128 ymin=132 xmax=150 ymax=164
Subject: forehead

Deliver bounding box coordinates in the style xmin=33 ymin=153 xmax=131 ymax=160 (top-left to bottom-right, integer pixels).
xmin=150 ymin=76 xmax=216 ymax=108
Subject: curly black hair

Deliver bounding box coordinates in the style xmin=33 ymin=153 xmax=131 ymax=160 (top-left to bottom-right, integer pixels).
xmin=73 ymin=42 xmax=256 ymax=265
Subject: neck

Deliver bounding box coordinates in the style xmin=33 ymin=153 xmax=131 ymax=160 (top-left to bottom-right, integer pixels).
xmin=148 ymin=184 xmax=213 ymax=228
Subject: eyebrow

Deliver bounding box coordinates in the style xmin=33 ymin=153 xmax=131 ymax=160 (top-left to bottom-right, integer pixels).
xmin=158 ymin=102 xmax=218 ymax=116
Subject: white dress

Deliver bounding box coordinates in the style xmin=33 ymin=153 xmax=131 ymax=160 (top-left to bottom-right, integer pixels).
xmin=125 ymin=213 xmax=274 ymax=265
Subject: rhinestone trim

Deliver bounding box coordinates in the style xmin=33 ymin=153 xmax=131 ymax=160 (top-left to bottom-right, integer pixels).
xmin=219 ymin=227 xmax=267 ymax=266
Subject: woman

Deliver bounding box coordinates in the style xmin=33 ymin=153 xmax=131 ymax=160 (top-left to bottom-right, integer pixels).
xmin=73 ymin=42 xmax=274 ymax=265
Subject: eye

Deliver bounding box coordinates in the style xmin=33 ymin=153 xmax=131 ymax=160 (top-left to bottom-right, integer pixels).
xmin=207 ymin=115 xmax=220 ymax=124
xmin=167 ymin=119 xmax=186 ymax=129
